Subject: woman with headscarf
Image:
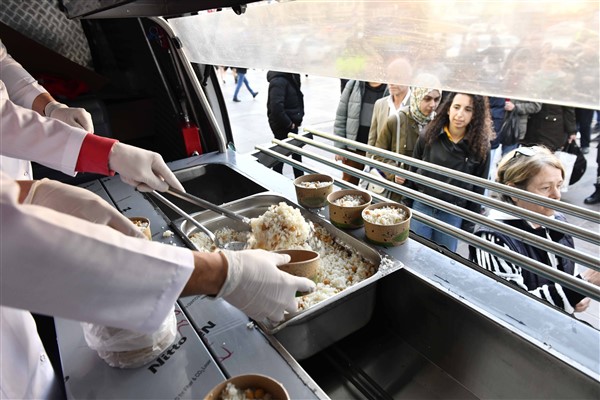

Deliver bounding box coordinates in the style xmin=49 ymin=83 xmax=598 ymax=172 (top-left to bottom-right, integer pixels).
xmin=408 ymin=92 xmax=495 ymax=252
xmin=373 ymin=85 xmax=442 ymax=202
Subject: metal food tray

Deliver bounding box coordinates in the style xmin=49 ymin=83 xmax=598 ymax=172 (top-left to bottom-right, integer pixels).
xmin=173 ymin=192 xmax=393 ymax=360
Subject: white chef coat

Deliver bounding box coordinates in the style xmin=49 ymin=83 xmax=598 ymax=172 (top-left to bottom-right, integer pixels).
xmin=0 ymin=39 xmax=48 ymax=180
xmin=0 ymin=80 xmax=85 ymax=176
xmin=0 ymin=82 xmax=196 ymax=398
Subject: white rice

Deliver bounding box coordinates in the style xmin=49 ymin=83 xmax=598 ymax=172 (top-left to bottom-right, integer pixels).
xmin=363 ymin=206 xmax=407 ymax=225
xmin=332 ymin=194 xmax=365 ymax=207
xmin=132 ymin=220 xmax=149 ymax=228
xmin=297 ymin=181 xmax=331 ymax=188
xmin=248 ymin=202 xmax=312 ymax=251
xmin=189 ymin=227 xmax=249 ymax=251
xmin=220 ymin=383 xmax=273 ymax=400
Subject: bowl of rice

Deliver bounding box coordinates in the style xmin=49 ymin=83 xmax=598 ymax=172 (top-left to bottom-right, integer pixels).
xmin=129 ymin=217 xmax=152 ymax=240
xmin=327 ymin=189 xmax=372 ymax=229
xmin=293 ymin=173 xmax=334 ymax=208
xmin=274 ymin=249 xmax=320 ymax=281
xmin=204 ymin=374 xmax=289 ymax=400
xmin=362 ymin=202 xmax=411 ymax=247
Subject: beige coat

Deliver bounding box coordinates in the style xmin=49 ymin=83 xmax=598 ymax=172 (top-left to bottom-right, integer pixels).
xmin=373 ymin=109 xmax=420 ymax=201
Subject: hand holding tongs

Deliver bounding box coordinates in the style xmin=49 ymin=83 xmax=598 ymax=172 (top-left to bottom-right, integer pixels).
xmin=166 ymin=187 xmax=251 ymax=226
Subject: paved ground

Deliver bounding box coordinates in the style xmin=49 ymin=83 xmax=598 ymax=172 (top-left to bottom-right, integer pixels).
xmin=221 ymin=68 xmax=600 ymax=328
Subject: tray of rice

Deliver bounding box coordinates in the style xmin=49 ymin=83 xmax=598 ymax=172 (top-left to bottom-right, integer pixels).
xmin=173 ymin=192 xmax=399 ymax=359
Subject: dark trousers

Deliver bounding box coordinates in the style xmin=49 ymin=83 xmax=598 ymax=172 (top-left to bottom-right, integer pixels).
xmin=575 ymin=108 xmax=594 ymax=148
xmin=273 ymin=152 xmax=303 ymax=178
xmin=273 ymin=127 xmax=304 ymax=178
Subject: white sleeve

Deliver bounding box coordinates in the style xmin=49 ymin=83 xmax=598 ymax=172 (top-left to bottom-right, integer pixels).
xmin=0 ymin=81 xmax=85 ymax=176
xmin=0 ymin=172 xmax=194 ymax=334
xmin=0 ymin=39 xmax=46 ymax=109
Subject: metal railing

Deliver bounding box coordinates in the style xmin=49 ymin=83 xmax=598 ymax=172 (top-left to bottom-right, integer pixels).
xmin=253 ymin=130 xmax=600 ymax=302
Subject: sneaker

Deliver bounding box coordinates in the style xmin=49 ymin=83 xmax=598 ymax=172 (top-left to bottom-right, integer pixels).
xmin=582 ymin=147 xmax=590 ymax=154
xmin=252 ymin=91 xmax=259 ymax=99
xmin=233 ymin=98 xmax=241 ymax=102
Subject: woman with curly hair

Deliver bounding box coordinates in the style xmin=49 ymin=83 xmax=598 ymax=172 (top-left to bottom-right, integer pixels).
xmin=408 ymin=92 xmax=494 ymax=252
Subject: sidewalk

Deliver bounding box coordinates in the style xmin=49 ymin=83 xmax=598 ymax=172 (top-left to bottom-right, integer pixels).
xmin=221 ymin=68 xmax=600 ymax=328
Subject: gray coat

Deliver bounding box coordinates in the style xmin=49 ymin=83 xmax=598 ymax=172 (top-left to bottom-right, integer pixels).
xmin=513 ymin=100 xmax=542 ymax=140
xmin=333 ymin=80 xmax=365 ymax=149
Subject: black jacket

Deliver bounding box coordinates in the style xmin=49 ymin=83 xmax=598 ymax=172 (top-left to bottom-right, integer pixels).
xmin=488 ymin=96 xmax=506 ymax=149
xmin=410 ymin=129 xmax=490 ymax=213
xmin=267 ymin=71 xmax=304 ymax=138
xmin=523 ymin=104 xmax=577 ymax=151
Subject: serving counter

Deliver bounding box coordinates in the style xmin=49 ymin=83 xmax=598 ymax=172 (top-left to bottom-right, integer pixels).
xmin=56 ymin=150 xmax=600 ymax=399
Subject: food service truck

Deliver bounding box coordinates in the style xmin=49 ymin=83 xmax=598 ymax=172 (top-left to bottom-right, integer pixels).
xmin=1 ymin=1 xmax=598 ymax=398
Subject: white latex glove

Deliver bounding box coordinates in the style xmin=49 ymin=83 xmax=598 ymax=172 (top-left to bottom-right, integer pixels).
xmin=23 ymin=178 xmax=144 ymax=239
xmin=218 ymin=249 xmax=316 ymax=322
xmin=108 ymin=142 xmax=185 ymax=193
xmin=45 ymin=101 xmax=94 ymax=132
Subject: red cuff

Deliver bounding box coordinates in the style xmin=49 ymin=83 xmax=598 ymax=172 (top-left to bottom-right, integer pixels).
xmin=75 ymin=134 xmax=119 ymax=176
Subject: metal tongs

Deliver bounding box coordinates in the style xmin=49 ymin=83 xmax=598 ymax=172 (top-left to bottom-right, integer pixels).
xmin=150 ymin=191 xmax=247 ymax=251
xmin=166 ymin=187 xmax=252 ymax=226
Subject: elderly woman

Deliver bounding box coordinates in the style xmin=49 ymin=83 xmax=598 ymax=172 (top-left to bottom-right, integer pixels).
xmin=373 ymin=85 xmax=442 ymax=202
xmin=470 ymin=146 xmax=598 ymax=313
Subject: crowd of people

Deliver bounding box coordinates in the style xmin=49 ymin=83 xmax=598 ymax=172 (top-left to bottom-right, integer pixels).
xmin=328 ymin=76 xmax=599 ymax=317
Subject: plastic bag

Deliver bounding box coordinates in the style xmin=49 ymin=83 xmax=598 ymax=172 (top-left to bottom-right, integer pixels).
xmin=555 ymin=150 xmax=577 ymax=192
xmin=359 ymin=166 xmax=386 ymax=194
xmin=81 ymin=307 xmax=177 ymax=369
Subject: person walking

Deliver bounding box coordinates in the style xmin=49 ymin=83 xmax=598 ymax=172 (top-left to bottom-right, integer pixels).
xmin=266 ymin=71 xmax=305 ymax=178
xmin=232 ymin=67 xmax=258 ymax=102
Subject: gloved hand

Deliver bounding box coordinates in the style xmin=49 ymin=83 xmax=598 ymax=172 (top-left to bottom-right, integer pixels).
xmin=108 ymin=142 xmax=185 ymax=193
xmin=23 ymin=178 xmax=145 ymax=239
xmin=218 ymin=249 xmax=316 ymax=322
xmin=45 ymin=101 xmax=94 ymax=132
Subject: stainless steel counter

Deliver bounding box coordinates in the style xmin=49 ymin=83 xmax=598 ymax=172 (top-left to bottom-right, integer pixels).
xmin=56 ymin=150 xmax=599 ymax=399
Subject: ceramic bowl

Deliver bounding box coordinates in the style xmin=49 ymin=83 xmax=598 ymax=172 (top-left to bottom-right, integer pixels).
xmin=204 ymin=374 xmax=289 ymax=400
xmin=293 ymin=174 xmax=334 ymax=208
xmin=361 ymin=202 xmax=411 ymax=247
xmin=129 ymin=217 xmax=152 ymax=240
xmin=327 ymin=189 xmax=372 ymax=229
xmin=274 ymin=249 xmax=320 ymax=281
